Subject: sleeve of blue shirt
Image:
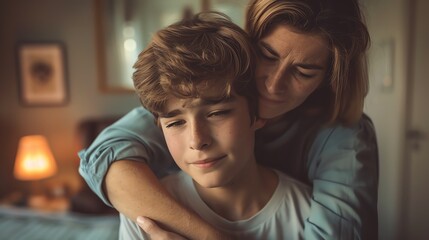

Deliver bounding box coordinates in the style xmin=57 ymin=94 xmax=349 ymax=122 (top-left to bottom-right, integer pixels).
xmin=305 ymin=115 xmax=379 ymax=240
xmin=78 ymin=107 xmax=176 ymax=207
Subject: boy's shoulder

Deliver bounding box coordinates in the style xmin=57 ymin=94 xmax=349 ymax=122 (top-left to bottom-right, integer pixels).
xmin=161 ymin=170 xmax=188 ymax=184
xmin=274 ymin=170 xmax=311 ymax=200
xmin=161 ymin=171 xmax=194 ymax=197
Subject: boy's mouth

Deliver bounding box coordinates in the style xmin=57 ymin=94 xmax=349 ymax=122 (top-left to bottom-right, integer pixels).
xmin=191 ymin=155 xmax=227 ymax=169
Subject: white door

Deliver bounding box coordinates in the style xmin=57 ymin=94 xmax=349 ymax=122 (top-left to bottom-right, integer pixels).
xmin=404 ymin=0 xmax=429 ymax=239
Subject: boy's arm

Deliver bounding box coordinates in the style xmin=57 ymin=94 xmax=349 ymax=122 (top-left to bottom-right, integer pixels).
xmin=106 ymin=160 xmax=227 ymax=240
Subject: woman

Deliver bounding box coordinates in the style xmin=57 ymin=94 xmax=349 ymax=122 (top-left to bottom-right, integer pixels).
xmin=79 ymin=0 xmax=378 ymax=239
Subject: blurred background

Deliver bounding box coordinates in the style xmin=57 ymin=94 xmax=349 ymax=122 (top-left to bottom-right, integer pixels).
xmin=0 ymin=0 xmax=427 ymax=239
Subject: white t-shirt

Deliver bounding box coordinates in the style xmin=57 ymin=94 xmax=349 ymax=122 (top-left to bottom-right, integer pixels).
xmin=119 ymin=170 xmax=311 ymax=240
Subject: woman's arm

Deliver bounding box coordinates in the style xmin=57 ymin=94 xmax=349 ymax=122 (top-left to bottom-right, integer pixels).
xmin=305 ymin=115 xmax=379 ymax=239
xmin=106 ymin=160 xmax=226 ymax=239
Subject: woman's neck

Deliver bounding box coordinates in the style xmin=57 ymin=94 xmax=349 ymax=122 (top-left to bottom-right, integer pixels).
xmin=257 ymin=113 xmax=296 ymax=140
xmin=193 ymin=164 xmax=278 ymax=221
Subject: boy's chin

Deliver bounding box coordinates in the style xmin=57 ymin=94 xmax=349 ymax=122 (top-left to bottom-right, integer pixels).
xmin=193 ymin=177 xmax=226 ymax=189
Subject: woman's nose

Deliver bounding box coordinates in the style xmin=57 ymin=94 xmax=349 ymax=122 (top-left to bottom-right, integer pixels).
xmin=189 ymin=121 xmax=211 ymax=150
xmin=265 ymin=65 xmax=288 ymax=94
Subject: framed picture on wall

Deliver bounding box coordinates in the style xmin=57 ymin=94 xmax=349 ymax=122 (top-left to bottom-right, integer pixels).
xmin=17 ymin=42 xmax=68 ymax=106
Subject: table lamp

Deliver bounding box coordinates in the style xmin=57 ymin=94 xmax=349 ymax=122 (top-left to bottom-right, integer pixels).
xmin=13 ymin=134 xmax=58 ymax=205
xmin=14 ymin=135 xmax=58 ymax=181
xmin=12 ymin=135 xmax=58 ymax=207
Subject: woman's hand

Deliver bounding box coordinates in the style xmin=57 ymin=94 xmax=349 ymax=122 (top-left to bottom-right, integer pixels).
xmin=137 ymin=216 xmax=188 ymax=240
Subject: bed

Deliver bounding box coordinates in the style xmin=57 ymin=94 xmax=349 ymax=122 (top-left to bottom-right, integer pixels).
xmin=0 ymin=206 xmax=119 ymax=240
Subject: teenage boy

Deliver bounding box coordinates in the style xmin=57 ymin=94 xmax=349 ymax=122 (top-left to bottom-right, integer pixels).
xmin=119 ymin=12 xmax=310 ymax=240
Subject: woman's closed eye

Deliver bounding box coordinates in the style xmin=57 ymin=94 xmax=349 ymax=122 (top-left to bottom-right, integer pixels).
xmin=258 ymin=46 xmax=277 ymax=62
xmin=260 ymin=52 xmax=276 ymax=62
xmin=295 ymin=68 xmax=317 ymax=79
xmin=296 ymin=71 xmax=315 ymax=79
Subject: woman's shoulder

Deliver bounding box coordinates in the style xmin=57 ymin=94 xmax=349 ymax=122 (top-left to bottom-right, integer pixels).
xmin=84 ymin=106 xmax=166 ymax=152
xmin=289 ymin=112 xmax=376 ymax=152
xmin=307 ymin=113 xmax=378 ymax=171
xmin=314 ymin=113 xmax=376 ymax=145
xmin=106 ymin=106 xmax=160 ymax=135
xmin=113 ymin=106 xmax=155 ymax=126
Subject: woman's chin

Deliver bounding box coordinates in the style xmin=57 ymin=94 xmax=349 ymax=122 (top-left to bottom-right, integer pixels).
xmin=258 ymin=98 xmax=293 ymax=119
xmin=258 ymin=107 xmax=287 ymax=121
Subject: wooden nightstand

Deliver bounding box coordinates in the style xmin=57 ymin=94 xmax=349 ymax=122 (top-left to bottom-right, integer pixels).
xmin=0 ymin=191 xmax=70 ymax=213
xmin=27 ymin=195 xmax=70 ymax=212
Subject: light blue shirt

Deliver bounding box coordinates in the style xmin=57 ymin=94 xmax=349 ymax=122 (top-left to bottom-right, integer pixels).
xmin=79 ymin=107 xmax=379 ymax=240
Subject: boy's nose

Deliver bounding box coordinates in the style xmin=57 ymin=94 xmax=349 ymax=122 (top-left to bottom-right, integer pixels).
xmin=189 ymin=122 xmax=211 ymax=150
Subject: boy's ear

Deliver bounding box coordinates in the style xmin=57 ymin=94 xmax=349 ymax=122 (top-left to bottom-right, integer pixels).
xmin=155 ymin=118 xmax=162 ymax=129
xmin=253 ymin=118 xmax=266 ymax=130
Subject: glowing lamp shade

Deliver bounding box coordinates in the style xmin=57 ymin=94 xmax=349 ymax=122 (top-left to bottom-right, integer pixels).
xmin=14 ymin=135 xmax=58 ymax=181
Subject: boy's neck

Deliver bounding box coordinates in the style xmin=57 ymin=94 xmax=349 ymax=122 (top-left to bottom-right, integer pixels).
xmin=193 ymin=163 xmax=278 ymax=221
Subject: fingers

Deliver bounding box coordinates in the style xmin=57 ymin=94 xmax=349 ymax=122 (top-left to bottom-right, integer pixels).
xmin=136 ymin=216 xmax=187 ymax=240
xmin=137 ymin=216 xmax=159 ymax=236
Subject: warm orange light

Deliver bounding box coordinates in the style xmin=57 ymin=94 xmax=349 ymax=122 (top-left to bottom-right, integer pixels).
xmin=14 ymin=135 xmax=58 ymax=181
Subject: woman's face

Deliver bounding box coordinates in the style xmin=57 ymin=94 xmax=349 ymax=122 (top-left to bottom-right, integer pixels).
xmin=255 ymin=24 xmax=331 ymax=120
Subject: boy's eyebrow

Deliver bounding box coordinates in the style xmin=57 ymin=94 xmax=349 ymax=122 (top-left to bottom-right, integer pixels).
xmin=259 ymin=41 xmax=325 ymax=70
xmin=160 ymin=96 xmax=237 ymax=118
xmin=159 ymin=109 xmax=182 ymax=118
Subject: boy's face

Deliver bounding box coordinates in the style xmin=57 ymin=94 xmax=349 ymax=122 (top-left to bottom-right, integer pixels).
xmin=159 ymin=93 xmax=264 ymax=188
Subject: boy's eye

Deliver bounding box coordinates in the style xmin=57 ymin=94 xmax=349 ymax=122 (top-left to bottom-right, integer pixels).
xmin=165 ymin=120 xmax=185 ymax=128
xmin=207 ymin=109 xmax=232 ymax=118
